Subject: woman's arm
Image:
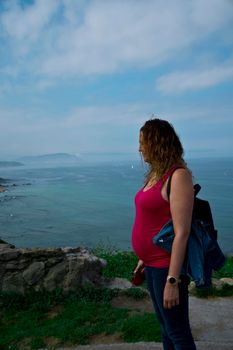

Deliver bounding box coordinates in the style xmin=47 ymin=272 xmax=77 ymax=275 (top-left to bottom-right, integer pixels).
xmin=163 ymin=168 xmax=194 ymax=309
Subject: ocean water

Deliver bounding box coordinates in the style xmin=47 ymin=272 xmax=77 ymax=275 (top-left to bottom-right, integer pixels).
xmin=0 ymin=157 xmax=232 ymax=254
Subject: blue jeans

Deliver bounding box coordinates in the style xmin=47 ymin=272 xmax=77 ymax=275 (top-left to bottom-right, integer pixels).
xmin=145 ymin=266 xmax=196 ymax=350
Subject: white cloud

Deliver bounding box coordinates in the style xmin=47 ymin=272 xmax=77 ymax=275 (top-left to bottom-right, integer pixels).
xmin=0 ymin=103 xmax=145 ymax=135
xmin=156 ymin=59 xmax=233 ymax=94
xmin=0 ymin=101 xmax=232 ymax=157
xmin=0 ymin=103 xmax=144 ymax=155
xmin=39 ymin=0 xmax=233 ymax=77
xmin=64 ymin=104 xmax=147 ymax=127
xmin=1 ymin=0 xmax=58 ymax=42
xmin=1 ymin=0 xmax=233 ymax=79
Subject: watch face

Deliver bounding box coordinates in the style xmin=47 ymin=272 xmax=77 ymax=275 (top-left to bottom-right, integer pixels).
xmin=168 ymin=277 xmax=176 ymax=284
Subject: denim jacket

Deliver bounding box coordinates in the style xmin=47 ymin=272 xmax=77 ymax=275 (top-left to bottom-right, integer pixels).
xmin=153 ymin=219 xmax=225 ymax=287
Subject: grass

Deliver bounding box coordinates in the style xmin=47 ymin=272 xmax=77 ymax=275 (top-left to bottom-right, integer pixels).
xmin=212 ymin=256 xmax=233 ymax=279
xmin=193 ymin=284 xmax=233 ymax=298
xmin=0 ymin=286 xmax=119 ymax=311
xmin=94 ymin=246 xmax=233 ymax=297
xmin=0 ymin=287 xmax=161 ymax=350
xmin=1 ymin=248 xmax=232 ymax=349
xmin=122 ymin=313 xmax=161 ymax=342
xmin=92 ymin=246 xmax=138 ymax=280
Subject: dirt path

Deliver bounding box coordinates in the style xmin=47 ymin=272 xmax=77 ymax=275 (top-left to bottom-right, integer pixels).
xmin=112 ymin=294 xmax=233 ymax=343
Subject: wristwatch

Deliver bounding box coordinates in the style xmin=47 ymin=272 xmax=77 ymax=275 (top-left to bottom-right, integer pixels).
xmin=166 ymin=275 xmax=181 ymax=285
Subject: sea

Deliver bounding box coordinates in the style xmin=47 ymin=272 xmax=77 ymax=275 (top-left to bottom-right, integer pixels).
xmin=0 ymin=156 xmax=232 ymax=254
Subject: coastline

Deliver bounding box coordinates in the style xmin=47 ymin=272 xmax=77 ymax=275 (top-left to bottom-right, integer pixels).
xmin=0 ymin=177 xmax=7 ymax=192
xmin=0 ymin=185 xmax=6 ymax=192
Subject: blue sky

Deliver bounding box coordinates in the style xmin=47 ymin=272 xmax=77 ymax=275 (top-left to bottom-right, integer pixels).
xmin=0 ymin=0 xmax=233 ymax=159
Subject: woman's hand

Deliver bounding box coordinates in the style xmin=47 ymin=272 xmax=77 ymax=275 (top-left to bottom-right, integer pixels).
xmin=134 ymin=259 xmax=144 ymax=273
xmin=163 ymin=282 xmax=179 ymax=309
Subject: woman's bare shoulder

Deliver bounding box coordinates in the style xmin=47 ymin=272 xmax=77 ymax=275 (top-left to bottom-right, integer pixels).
xmin=172 ymin=167 xmax=193 ymax=185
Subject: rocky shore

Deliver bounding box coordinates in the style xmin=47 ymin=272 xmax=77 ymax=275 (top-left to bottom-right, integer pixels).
xmin=0 ymin=185 xmax=6 ymax=192
xmin=0 ymin=177 xmax=6 ymax=192
xmin=0 ymin=176 xmax=31 ymax=193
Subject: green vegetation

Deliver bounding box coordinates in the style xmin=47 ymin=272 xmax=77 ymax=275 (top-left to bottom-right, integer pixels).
xmin=3 ymin=301 xmax=127 ymax=347
xmin=124 ymin=287 xmax=148 ymax=299
xmin=193 ymin=284 xmax=233 ymax=298
xmin=0 ymin=249 xmax=232 ymax=349
xmin=0 ymin=286 xmax=118 ymax=311
xmin=192 ymin=256 xmax=233 ymax=298
xmin=122 ymin=313 xmax=161 ymax=342
xmin=0 ymin=287 xmax=161 ymax=350
xmin=212 ymin=256 xmax=233 ymax=279
xmin=92 ymin=246 xmax=138 ymax=280
xmin=94 ymin=247 xmax=233 ymax=297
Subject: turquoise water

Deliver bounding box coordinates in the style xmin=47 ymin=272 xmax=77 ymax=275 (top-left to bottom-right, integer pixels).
xmin=0 ymin=157 xmax=232 ymax=253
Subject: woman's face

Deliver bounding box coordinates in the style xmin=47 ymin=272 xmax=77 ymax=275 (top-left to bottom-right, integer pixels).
xmin=139 ymin=131 xmax=149 ymax=163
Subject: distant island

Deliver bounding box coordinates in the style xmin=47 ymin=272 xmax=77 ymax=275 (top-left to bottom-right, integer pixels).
xmin=0 ymin=161 xmax=24 ymax=167
xmin=18 ymin=153 xmax=80 ymax=163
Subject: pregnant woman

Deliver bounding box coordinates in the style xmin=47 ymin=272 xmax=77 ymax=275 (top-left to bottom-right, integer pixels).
xmin=132 ymin=117 xmax=196 ymax=350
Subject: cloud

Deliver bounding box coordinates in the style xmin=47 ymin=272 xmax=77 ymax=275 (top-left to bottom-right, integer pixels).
xmin=64 ymin=104 xmax=147 ymax=127
xmin=0 ymin=100 xmax=232 ymax=157
xmin=0 ymin=103 xmax=145 ymax=135
xmin=1 ymin=0 xmax=233 ymax=81
xmin=0 ymin=103 xmax=145 ymax=155
xmin=156 ymin=58 xmax=233 ymax=94
xmin=1 ymin=0 xmax=58 ymax=43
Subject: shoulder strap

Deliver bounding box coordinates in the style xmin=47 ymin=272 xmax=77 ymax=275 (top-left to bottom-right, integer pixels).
xmin=194 ymin=183 xmax=201 ymax=196
xmin=166 ymin=166 xmax=184 ymax=200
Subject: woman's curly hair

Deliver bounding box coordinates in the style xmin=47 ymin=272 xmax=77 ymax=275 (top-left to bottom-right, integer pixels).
xmin=140 ymin=117 xmax=187 ymax=181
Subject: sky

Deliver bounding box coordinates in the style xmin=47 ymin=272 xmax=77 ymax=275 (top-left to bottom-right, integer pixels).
xmin=0 ymin=0 xmax=233 ymax=160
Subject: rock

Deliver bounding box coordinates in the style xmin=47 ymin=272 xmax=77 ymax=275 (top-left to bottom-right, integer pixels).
xmin=103 ymin=277 xmax=133 ymax=290
xmin=20 ymin=247 xmax=63 ymax=259
xmin=2 ymin=272 xmax=24 ymax=294
xmin=0 ymin=239 xmax=15 ymax=248
xmin=0 ymin=185 xmax=6 ymax=192
xmin=45 ymin=256 xmax=64 ymax=267
xmin=43 ymin=261 xmax=67 ymax=291
xmin=5 ymin=259 xmax=28 ymax=270
xmin=220 ymin=278 xmax=233 ymax=286
xmin=63 ymin=260 xmax=83 ymax=291
xmin=0 ymin=244 xmax=118 ymax=294
xmin=0 ymin=243 xmax=15 ymax=250
xmin=63 ymin=253 xmax=106 ymax=291
xmin=61 ymin=247 xmax=82 ymax=254
xmin=23 ymin=262 xmax=45 ymax=286
xmin=188 ymin=281 xmax=196 ymax=293
xmin=212 ymin=278 xmax=225 ymax=290
xmin=0 ymin=248 xmax=21 ymax=261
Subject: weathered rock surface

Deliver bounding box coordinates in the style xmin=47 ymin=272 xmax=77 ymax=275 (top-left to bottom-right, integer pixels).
xmin=188 ymin=278 xmax=233 ymax=292
xmin=0 ymin=241 xmax=106 ymax=294
xmin=212 ymin=277 xmax=233 ymax=290
xmin=102 ymin=277 xmax=133 ymax=290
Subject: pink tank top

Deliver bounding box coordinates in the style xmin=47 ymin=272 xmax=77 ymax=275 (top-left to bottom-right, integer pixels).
xmin=131 ymin=165 xmax=178 ymax=268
